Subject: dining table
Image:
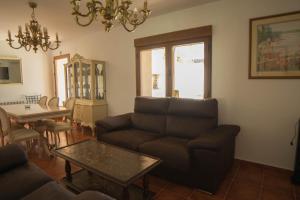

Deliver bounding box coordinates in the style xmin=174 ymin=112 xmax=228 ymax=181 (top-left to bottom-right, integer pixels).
xmin=0 ymin=104 xmax=71 ymax=157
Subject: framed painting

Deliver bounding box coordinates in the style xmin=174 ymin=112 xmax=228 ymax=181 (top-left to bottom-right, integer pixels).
xmin=0 ymin=56 xmax=22 ymax=84
xmin=249 ymin=11 xmax=300 ymax=79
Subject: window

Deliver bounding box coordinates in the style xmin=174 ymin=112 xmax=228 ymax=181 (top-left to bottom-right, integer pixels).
xmin=140 ymin=48 xmax=166 ymax=97
xmin=135 ymin=26 xmax=212 ymax=99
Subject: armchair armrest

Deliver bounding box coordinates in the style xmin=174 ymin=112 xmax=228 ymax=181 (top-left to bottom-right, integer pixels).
xmin=95 ymin=113 xmax=132 ymax=132
xmin=0 ymin=144 xmax=28 ymax=173
xmin=188 ymin=125 xmax=240 ymax=151
xmin=74 ymin=191 xmax=115 ymax=200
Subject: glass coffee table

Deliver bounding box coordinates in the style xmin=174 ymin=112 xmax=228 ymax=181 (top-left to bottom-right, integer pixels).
xmin=52 ymin=140 xmax=161 ymax=200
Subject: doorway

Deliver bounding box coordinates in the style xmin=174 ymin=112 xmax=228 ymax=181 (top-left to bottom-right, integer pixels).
xmin=53 ymin=54 xmax=70 ymax=106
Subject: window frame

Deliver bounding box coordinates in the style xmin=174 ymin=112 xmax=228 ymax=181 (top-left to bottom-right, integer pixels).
xmin=135 ymin=26 xmax=212 ymax=98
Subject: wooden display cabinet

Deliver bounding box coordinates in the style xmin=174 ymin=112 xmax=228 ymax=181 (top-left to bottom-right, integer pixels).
xmin=65 ymin=54 xmax=107 ymax=135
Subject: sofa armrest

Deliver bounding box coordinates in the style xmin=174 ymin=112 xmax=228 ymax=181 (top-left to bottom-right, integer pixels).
xmin=188 ymin=125 xmax=240 ymax=151
xmin=74 ymin=191 xmax=115 ymax=200
xmin=96 ymin=113 xmax=132 ymax=131
xmin=0 ymin=144 xmax=28 ymax=173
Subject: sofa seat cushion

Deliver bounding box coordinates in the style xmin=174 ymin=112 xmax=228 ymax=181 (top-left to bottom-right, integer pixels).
xmin=22 ymin=181 xmax=75 ymax=200
xmin=100 ymin=129 xmax=161 ymax=151
xmin=139 ymin=137 xmax=190 ymax=172
xmin=0 ymin=163 xmax=52 ymax=200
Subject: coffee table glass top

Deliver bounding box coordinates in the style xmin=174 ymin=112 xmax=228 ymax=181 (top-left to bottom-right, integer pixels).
xmin=54 ymin=140 xmax=161 ymax=185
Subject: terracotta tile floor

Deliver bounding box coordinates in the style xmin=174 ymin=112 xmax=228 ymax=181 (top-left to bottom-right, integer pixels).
xmin=24 ymin=127 xmax=299 ymax=200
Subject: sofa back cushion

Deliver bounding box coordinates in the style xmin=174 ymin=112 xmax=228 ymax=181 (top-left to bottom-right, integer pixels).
xmin=132 ymin=97 xmax=169 ymax=134
xmin=166 ymin=98 xmax=218 ymax=139
xmin=134 ymin=97 xmax=169 ymax=114
xmin=131 ymin=113 xmax=166 ymax=134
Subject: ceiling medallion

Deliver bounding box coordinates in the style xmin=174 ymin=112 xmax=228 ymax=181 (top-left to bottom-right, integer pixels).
xmin=7 ymin=2 xmax=61 ymax=53
xmin=71 ymin=0 xmax=151 ymax=32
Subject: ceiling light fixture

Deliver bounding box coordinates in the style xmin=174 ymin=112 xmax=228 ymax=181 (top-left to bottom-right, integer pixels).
xmin=70 ymin=0 xmax=151 ymax=32
xmin=7 ymin=2 xmax=61 ymax=53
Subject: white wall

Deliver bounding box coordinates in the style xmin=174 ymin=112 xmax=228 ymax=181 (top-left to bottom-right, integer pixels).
xmin=51 ymin=0 xmax=300 ymax=170
xmin=0 ymin=41 xmax=53 ymax=102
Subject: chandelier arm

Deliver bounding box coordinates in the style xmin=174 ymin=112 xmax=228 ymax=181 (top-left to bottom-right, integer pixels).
xmin=71 ymin=0 xmax=102 ymax=17
xmin=7 ymin=43 xmax=23 ymax=49
xmin=48 ymin=45 xmax=60 ymax=50
xmin=24 ymin=44 xmax=32 ymax=52
xmin=72 ymin=10 xmax=94 ymax=17
xmin=48 ymin=41 xmax=61 ymax=50
xmin=9 ymin=36 xmax=25 ymax=49
xmin=128 ymin=17 xmax=146 ymax=26
xmin=41 ymin=45 xmax=49 ymax=52
xmin=120 ymin=21 xmax=137 ymax=32
xmin=75 ymin=14 xmax=96 ymax=27
xmin=39 ymin=42 xmax=47 ymax=52
xmin=126 ymin=10 xmax=148 ymax=26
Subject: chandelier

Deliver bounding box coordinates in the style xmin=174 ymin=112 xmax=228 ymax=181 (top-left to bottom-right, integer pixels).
xmin=7 ymin=2 xmax=61 ymax=53
xmin=70 ymin=0 xmax=151 ymax=32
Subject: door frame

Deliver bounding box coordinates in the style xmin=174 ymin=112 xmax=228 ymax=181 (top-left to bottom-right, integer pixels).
xmin=53 ymin=54 xmax=70 ymax=97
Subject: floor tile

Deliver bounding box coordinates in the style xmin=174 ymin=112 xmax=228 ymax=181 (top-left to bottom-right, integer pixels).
xmin=236 ymin=161 xmax=263 ymax=184
xmin=213 ymin=177 xmax=233 ymax=199
xmin=155 ymin=192 xmax=189 ymax=200
xmin=261 ymin=187 xmax=294 ymax=200
xmin=226 ymin=179 xmax=261 ymax=200
xmin=263 ymin=166 xmax=293 ymax=192
xmin=189 ymin=190 xmax=218 ymax=200
xmin=159 ymin=182 xmax=193 ymax=199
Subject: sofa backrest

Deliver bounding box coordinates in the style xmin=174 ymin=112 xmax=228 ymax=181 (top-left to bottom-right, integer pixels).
xmin=131 ymin=97 xmax=169 ymax=134
xmin=132 ymin=97 xmax=218 ymax=138
xmin=166 ymin=98 xmax=218 ymax=139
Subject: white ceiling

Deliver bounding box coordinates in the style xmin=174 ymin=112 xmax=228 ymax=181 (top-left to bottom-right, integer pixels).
xmin=0 ymin=0 xmax=218 ymax=40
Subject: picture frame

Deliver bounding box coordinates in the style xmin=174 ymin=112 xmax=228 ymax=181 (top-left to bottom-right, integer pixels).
xmin=249 ymin=11 xmax=300 ymax=79
xmin=0 ymin=56 xmax=23 ymax=84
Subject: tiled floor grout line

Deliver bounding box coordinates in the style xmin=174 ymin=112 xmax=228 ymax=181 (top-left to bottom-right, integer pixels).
xmin=186 ymin=188 xmax=195 ymax=200
xmin=153 ymin=182 xmax=170 ymax=199
xmin=224 ymin=162 xmax=241 ymax=200
xmin=257 ymin=166 xmax=265 ymax=200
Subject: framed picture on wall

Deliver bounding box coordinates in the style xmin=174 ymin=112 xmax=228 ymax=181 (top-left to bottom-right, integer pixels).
xmin=249 ymin=11 xmax=300 ymax=79
xmin=0 ymin=57 xmax=22 ymax=84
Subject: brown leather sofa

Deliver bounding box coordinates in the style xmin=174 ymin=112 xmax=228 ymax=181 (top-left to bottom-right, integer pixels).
xmin=95 ymin=97 xmax=240 ymax=193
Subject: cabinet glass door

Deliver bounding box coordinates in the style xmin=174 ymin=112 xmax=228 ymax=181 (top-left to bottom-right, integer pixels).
xmin=82 ymin=63 xmax=91 ymax=100
xmin=66 ymin=64 xmax=73 ymax=98
xmin=74 ymin=62 xmax=81 ymax=98
xmin=95 ymin=63 xmax=105 ymax=100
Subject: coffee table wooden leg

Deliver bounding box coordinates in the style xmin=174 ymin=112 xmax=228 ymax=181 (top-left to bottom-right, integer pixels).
xmin=65 ymin=160 xmax=72 ymax=181
xmin=122 ymin=187 xmax=130 ymax=200
xmin=143 ymin=175 xmax=149 ymax=199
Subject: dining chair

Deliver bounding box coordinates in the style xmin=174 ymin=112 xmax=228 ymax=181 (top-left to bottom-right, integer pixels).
xmin=35 ymin=96 xmax=59 ymax=146
xmin=0 ymin=107 xmax=41 ymax=152
xmin=38 ymin=96 xmax=48 ymax=107
xmin=48 ymin=97 xmax=59 ymax=108
xmin=46 ymin=98 xmax=76 ymax=148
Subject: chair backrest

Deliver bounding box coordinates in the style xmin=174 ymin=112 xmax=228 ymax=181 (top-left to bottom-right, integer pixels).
xmin=0 ymin=107 xmax=11 ymax=136
xmin=38 ymin=96 xmax=48 ymax=106
xmin=65 ymin=98 xmax=76 ymax=120
xmin=48 ymin=97 xmax=59 ymax=108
